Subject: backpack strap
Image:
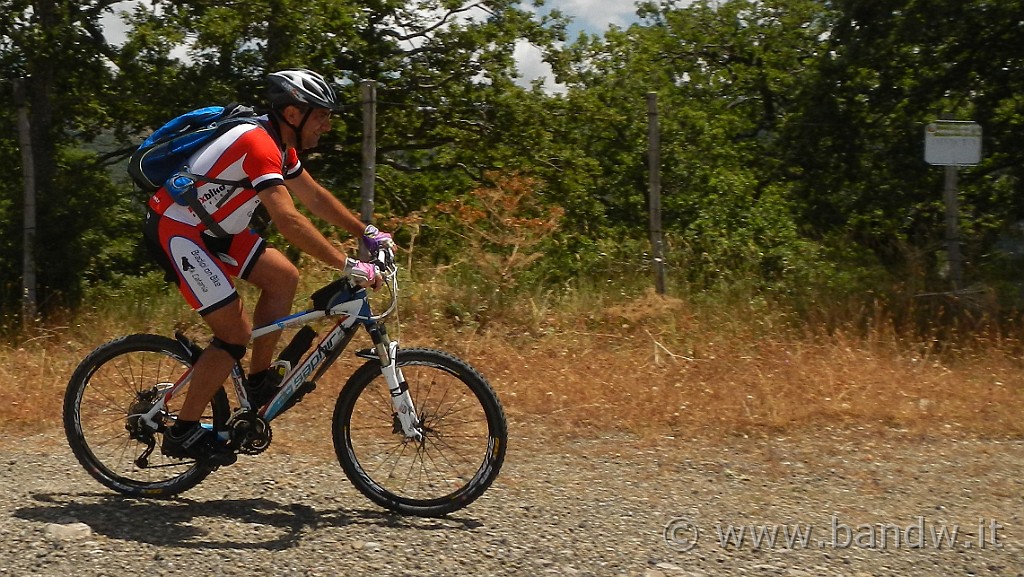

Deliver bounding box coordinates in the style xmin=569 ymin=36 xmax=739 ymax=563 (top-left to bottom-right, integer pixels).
xmin=179 ymin=171 xmax=253 ymax=190
xmin=167 ymin=169 xmax=245 ymax=238
xmin=176 ymin=170 xmax=252 ymax=238
xmin=184 ymin=194 xmax=231 ymax=238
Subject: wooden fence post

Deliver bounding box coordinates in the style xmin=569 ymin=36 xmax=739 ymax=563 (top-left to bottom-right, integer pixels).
xmin=359 ymin=80 xmax=377 ymax=259
xmin=14 ymin=78 xmax=37 ymax=324
xmin=647 ymin=92 xmax=667 ymax=295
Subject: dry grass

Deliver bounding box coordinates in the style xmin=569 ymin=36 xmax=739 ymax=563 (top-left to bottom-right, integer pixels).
xmin=3 ymin=273 xmax=1024 ymax=446
xmin=460 ymin=289 xmax=1024 ymax=441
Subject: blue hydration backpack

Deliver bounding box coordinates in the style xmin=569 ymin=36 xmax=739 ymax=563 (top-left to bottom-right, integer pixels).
xmin=128 ymin=103 xmax=260 ymax=236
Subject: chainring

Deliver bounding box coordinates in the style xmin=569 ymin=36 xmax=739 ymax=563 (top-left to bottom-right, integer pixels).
xmin=227 ymin=410 xmax=273 ymax=456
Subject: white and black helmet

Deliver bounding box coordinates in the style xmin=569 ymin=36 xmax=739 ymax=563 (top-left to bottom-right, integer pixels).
xmin=266 ymin=68 xmax=341 ymax=111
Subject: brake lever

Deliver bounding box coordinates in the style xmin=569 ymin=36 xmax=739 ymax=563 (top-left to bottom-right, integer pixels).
xmin=375 ymin=246 xmax=396 ymax=272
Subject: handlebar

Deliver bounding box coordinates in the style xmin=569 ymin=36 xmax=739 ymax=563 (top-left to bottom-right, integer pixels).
xmin=307 ymin=246 xmax=399 ymax=321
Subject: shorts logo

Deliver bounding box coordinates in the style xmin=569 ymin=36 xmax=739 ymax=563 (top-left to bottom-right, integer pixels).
xmin=167 ymin=236 xmax=228 ymax=303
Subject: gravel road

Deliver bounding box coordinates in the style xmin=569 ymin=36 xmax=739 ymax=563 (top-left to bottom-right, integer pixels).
xmin=2 ymin=428 xmax=1022 ymax=576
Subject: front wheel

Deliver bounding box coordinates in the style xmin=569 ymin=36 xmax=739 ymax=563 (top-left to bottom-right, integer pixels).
xmin=333 ymin=348 xmax=507 ymax=517
xmin=63 ymin=334 xmax=231 ymax=498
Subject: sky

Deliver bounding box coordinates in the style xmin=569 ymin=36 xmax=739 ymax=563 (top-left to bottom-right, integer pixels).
xmin=545 ymin=0 xmax=641 ymax=34
xmin=561 ymin=0 xmax=704 ymax=34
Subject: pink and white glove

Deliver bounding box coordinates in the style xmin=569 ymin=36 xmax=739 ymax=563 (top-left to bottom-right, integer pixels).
xmin=363 ymin=224 xmax=394 ymax=252
xmin=344 ymin=258 xmax=381 ymax=289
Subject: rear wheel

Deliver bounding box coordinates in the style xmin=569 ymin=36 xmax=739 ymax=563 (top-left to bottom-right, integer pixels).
xmin=63 ymin=334 xmax=231 ymax=497
xmin=333 ymin=348 xmax=507 ymax=517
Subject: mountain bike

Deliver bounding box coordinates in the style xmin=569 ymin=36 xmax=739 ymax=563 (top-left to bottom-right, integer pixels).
xmin=62 ymin=247 xmax=507 ymax=517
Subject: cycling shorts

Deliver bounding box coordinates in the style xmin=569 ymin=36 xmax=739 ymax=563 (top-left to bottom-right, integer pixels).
xmin=144 ymin=209 xmax=266 ymax=316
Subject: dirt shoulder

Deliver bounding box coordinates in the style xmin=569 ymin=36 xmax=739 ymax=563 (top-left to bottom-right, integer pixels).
xmin=2 ymin=428 xmax=1021 ymax=576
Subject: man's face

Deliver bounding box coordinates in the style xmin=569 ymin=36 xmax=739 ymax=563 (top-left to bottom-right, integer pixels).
xmin=284 ymin=105 xmax=332 ymax=149
xmin=301 ymin=107 xmax=332 ymax=148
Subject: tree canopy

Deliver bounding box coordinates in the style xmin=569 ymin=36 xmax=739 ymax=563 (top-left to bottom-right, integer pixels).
xmin=1 ymin=0 xmax=1022 ymax=323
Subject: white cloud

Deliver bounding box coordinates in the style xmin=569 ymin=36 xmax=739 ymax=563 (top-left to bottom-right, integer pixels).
xmin=98 ymin=1 xmax=138 ymax=46
xmin=99 ymin=1 xmax=195 ymax=64
xmin=514 ymin=41 xmax=566 ymax=94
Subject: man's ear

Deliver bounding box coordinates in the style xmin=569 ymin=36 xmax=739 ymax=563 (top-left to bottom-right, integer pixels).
xmin=282 ymin=104 xmax=306 ymax=125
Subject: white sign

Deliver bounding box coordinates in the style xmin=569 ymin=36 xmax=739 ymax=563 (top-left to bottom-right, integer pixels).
xmin=925 ymin=121 xmax=982 ymax=166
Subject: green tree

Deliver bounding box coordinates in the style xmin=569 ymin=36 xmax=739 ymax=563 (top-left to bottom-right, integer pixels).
xmin=787 ymin=0 xmax=1024 ymax=294
xmin=0 ymin=0 xmax=138 ymax=317
xmin=113 ymin=0 xmax=564 ymax=196
xmin=543 ymin=0 xmax=834 ymax=291
xmin=542 ymin=0 xmax=1023 ymax=305
xmin=0 ymin=0 xmax=566 ymax=316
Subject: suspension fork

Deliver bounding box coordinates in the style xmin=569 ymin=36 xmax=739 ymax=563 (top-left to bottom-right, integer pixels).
xmin=367 ymin=323 xmax=422 ymax=441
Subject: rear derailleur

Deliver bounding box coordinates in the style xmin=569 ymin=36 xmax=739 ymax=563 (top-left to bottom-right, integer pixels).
xmin=125 ymin=386 xmax=164 ymax=468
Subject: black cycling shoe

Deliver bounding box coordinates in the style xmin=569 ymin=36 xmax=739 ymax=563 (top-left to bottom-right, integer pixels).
xmin=161 ymin=423 xmax=237 ymax=466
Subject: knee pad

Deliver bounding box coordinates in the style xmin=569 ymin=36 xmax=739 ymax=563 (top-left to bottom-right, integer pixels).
xmin=210 ymin=337 xmax=247 ymax=361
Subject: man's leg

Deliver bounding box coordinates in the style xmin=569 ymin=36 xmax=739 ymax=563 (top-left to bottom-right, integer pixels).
xmin=163 ymin=298 xmax=250 ymax=463
xmin=177 ymin=298 xmax=253 ymax=421
xmin=244 ymin=247 xmax=300 ymax=373
xmin=148 ymin=217 xmax=252 ymax=423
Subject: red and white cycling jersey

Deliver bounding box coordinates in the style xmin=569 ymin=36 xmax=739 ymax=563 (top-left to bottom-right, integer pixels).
xmin=146 ymin=118 xmax=302 ymax=236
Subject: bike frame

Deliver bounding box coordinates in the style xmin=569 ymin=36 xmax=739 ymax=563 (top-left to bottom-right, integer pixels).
xmin=245 ymin=289 xmax=370 ymax=421
xmin=135 ymin=249 xmax=423 ymax=442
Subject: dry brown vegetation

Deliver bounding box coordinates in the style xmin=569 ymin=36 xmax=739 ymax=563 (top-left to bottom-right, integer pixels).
xmin=3 ymin=269 xmax=1024 ymax=449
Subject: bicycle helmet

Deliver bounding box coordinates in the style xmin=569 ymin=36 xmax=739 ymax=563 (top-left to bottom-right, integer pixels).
xmin=266 ymin=68 xmax=342 ymax=111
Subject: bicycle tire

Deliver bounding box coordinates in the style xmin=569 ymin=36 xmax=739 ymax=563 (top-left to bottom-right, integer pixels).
xmin=63 ymin=334 xmax=231 ymax=498
xmin=332 ymin=348 xmax=507 ymax=517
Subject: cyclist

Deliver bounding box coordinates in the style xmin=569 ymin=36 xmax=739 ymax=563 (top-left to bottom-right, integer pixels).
xmin=143 ymin=68 xmax=393 ymax=464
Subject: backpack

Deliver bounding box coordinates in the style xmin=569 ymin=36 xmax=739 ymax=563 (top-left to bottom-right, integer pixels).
xmin=129 ymin=104 xmax=261 ymax=236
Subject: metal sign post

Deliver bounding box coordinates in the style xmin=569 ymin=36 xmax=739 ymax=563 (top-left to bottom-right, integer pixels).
xmin=924 ymin=120 xmax=982 ymax=290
